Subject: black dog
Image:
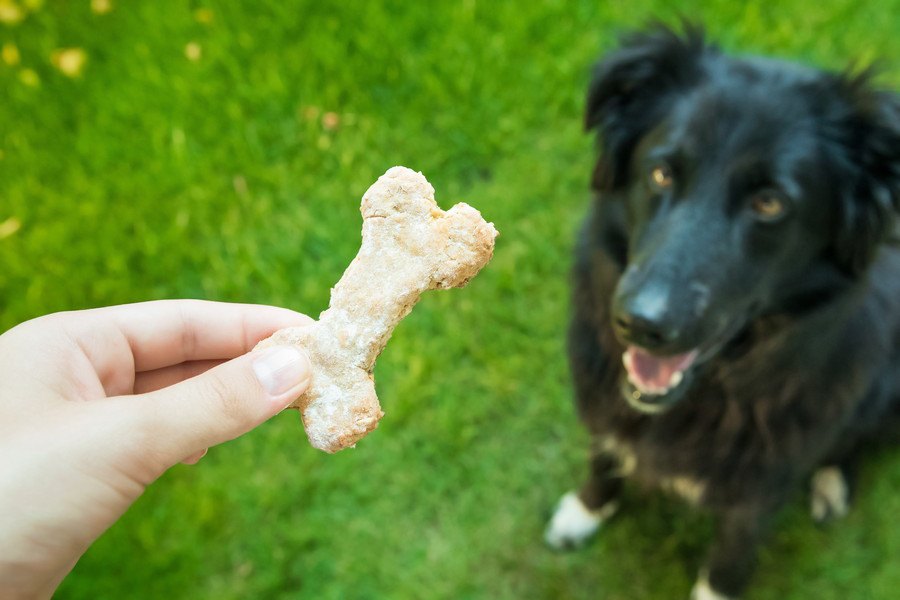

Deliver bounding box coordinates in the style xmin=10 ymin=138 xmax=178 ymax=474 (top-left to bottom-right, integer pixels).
xmin=545 ymin=24 xmax=900 ymax=599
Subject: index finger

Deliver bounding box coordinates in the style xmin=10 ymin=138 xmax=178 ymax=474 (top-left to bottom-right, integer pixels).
xmin=75 ymin=300 xmax=314 ymax=372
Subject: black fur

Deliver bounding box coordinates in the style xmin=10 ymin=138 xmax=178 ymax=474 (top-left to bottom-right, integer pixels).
xmin=566 ymin=23 xmax=900 ymax=598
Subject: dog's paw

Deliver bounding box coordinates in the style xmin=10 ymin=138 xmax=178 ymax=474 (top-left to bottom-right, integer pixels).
xmin=810 ymin=466 xmax=849 ymax=523
xmin=690 ymin=574 xmax=738 ymax=600
xmin=544 ymin=491 xmax=617 ymax=550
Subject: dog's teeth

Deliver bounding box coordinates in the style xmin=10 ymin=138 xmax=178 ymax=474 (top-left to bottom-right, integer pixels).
xmin=669 ymin=371 xmax=683 ymax=388
xmin=622 ymin=352 xmax=633 ymax=371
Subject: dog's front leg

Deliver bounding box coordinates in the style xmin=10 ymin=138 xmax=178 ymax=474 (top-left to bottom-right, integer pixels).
xmin=545 ymin=453 xmax=624 ymax=549
xmin=691 ymin=505 xmax=772 ymax=600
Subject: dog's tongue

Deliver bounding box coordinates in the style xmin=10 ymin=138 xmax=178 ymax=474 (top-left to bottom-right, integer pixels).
xmin=624 ymin=347 xmax=698 ymax=394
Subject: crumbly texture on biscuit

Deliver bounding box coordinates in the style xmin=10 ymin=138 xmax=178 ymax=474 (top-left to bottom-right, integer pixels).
xmin=256 ymin=166 xmax=498 ymax=452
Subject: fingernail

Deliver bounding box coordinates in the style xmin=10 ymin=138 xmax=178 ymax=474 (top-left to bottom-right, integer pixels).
xmin=181 ymin=448 xmax=208 ymax=465
xmin=252 ymin=346 xmax=311 ymax=397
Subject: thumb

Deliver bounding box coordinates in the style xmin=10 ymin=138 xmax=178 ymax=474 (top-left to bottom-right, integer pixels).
xmin=129 ymin=345 xmax=312 ymax=467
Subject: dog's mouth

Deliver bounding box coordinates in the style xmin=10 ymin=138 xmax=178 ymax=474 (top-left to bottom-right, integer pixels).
xmin=621 ymin=346 xmax=699 ymax=413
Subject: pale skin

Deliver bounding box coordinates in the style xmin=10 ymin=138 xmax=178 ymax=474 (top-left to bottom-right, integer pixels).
xmin=0 ymin=300 xmax=314 ymax=599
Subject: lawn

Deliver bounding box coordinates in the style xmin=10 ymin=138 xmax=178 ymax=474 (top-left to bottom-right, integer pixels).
xmin=2 ymin=1 xmax=899 ymax=598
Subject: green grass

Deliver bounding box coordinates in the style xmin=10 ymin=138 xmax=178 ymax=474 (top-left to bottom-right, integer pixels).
xmin=2 ymin=1 xmax=899 ymax=598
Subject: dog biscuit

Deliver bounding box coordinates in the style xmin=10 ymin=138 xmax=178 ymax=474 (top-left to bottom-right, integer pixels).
xmin=256 ymin=166 xmax=498 ymax=452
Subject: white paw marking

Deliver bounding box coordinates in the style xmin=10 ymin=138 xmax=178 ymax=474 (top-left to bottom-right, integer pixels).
xmin=544 ymin=491 xmax=617 ymax=550
xmin=810 ymin=466 xmax=849 ymax=522
xmin=690 ymin=574 xmax=737 ymax=600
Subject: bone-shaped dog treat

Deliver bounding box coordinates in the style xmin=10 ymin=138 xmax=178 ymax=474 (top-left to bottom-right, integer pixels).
xmin=256 ymin=166 xmax=498 ymax=453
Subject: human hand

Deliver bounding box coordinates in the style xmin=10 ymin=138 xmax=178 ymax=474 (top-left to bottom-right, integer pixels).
xmin=0 ymin=300 xmax=313 ymax=599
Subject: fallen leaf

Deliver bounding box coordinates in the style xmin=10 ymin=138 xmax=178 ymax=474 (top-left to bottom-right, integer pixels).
xmin=51 ymin=48 xmax=87 ymax=78
xmin=233 ymin=175 xmax=248 ymax=196
xmin=0 ymin=1 xmax=24 ymax=25
xmin=301 ymin=105 xmax=320 ymax=120
xmin=0 ymin=217 xmax=22 ymax=240
xmin=18 ymin=67 xmax=39 ymax=87
xmin=194 ymin=8 xmax=214 ymax=24
xmin=322 ymin=112 xmax=340 ymax=130
xmin=184 ymin=42 xmax=201 ymax=61
xmin=2 ymin=42 xmax=19 ymax=66
xmin=90 ymin=0 xmax=112 ymax=15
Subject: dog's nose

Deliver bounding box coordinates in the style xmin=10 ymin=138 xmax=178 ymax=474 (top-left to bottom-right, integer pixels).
xmin=613 ymin=290 xmax=680 ymax=350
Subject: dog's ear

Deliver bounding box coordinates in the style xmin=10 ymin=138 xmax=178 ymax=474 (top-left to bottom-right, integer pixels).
xmin=586 ymin=22 xmax=711 ymax=191
xmin=831 ymin=73 xmax=900 ymax=275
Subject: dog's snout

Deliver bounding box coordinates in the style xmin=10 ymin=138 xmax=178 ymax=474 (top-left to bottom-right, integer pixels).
xmin=613 ymin=287 xmax=681 ymax=350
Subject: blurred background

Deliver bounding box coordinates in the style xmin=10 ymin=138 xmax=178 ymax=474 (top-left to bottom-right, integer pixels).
xmin=1 ymin=1 xmax=899 ymax=598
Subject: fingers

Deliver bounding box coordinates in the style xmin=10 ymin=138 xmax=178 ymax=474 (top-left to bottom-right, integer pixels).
xmin=101 ymin=300 xmax=315 ymax=371
xmin=120 ymin=345 xmax=312 ymax=468
xmin=132 ymin=360 xmax=225 ymax=394
xmin=10 ymin=300 xmax=314 ymax=399
xmin=0 ymin=319 xmax=106 ymax=406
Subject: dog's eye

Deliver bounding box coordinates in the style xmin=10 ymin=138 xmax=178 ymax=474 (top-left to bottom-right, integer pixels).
xmin=648 ymin=164 xmax=674 ymax=192
xmin=750 ymin=191 xmax=788 ymax=222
